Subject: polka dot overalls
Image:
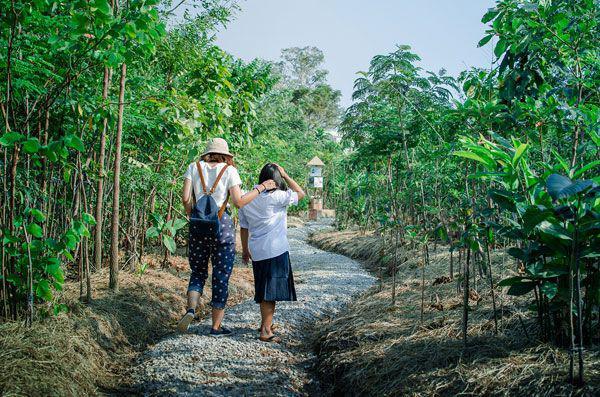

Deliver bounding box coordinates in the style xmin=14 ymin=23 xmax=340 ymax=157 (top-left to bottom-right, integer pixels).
xmin=188 ymin=211 xmax=236 ymax=309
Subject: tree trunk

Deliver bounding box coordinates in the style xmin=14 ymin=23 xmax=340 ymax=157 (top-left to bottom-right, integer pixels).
xmin=94 ymin=67 xmax=112 ymax=271
xmin=109 ymin=63 xmax=127 ymax=291
xmin=462 ymin=248 xmax=471 ymax=350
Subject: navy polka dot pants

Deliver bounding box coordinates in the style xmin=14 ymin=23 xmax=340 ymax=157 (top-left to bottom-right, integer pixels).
xmin=188 ymin=212 xmax=236 ymax=309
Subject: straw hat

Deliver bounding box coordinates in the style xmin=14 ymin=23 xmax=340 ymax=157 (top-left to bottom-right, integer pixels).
xmin=201 ymin=137 xmax=233 ymax=157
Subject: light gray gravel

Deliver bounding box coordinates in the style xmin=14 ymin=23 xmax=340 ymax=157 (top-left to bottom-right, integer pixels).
xmin=132 ymin=220 xmax=375 ymax=396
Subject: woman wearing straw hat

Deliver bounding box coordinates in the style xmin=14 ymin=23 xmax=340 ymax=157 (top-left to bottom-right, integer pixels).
xmin=179 ymin=138 xmax=276 ymax=336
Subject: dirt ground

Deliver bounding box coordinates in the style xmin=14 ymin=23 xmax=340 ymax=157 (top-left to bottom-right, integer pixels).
xmin=309 ymin=228 xmax=600 ymax=397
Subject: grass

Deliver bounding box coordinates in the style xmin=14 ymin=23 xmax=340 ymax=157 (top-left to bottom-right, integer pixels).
xmin=309 ymin=228 xmax=600 ymax=396
xmin=0 ymin=252 xmax=255 ymax=397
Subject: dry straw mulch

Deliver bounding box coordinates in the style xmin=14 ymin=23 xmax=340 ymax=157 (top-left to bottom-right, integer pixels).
xmin=0 ymin=254 xmax=254 ymax=397
xmin=309 ymin=229 xmax=600 ymax=396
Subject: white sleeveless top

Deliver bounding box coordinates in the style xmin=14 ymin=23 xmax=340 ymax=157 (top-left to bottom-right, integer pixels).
xmin=183 ymin=161 xmax=242 ymax=207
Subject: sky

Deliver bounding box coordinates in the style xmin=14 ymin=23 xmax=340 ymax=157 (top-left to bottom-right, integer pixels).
xmin=213 ymin=0 xmax=497 ymax=108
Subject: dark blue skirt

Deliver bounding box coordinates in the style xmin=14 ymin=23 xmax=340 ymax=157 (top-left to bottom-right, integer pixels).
xmin=252 ymin=251 xmax=297 ymax=303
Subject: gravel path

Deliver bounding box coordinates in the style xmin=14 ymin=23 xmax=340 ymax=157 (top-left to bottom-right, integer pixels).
xmin=132 ymin=220 xmax=374 ymax=396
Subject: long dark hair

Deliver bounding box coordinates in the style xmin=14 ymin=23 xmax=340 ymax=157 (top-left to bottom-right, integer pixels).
xmin=258 ymin=163 xmax=287 ymax=191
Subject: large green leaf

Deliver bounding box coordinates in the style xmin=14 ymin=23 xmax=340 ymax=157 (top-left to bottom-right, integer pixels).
xmin=507 ymin=281 xmax=536 ymax=296
xmin=522 ymin=206 xmax=552 ymax=233
xmin=488 ymin=189 xmax=517 ymax=212
xmin=171 ymin=218 xmax=188 ymax=231
xmin=453 ymin=151 xmax=495 ymax=169
xmin=547 ymin=174 xmax=595 ymax=200
xmin=27 ymin=223 xmax=43 ymax=238
xmin=511 ymin=143 xmax=528 ymax=167
xmin=163 ymin=235 xmax=176 ymax=253
xmin=36 ymin=279 xmax=53 ymax=301
xmin=540 ymin=281 xmax=558 ymax=300
xmin=23 ymin=138 xmax=41 ymax=153
xmin=538 ymin=221 xmax=571 ymax=241
xmin=146 ymin=226 xmax=160 ymax=239
xmin=46 ymin=263 xmax=65 ymax=283
xmin=0 ymin=132 xmax=24 ymax=146
xmin=498 ymin=276 xmax=526 ymax=287
xmin=574 ymin=160 xmax=600 ymax=179
xmin=64 ymin=134 xmax=85 ymax=152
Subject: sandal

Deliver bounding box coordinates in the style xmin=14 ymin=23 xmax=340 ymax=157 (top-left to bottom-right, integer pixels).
xmin=259 ymin=334 xmax=282 ymax=343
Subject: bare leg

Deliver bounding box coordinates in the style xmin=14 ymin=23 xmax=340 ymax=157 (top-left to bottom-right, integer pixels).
xmin=259 ymin=301 xmax=276 ymax=338
xmin=178 ymin=290 xmax=201 ymax=332
xmin=212 ymin=307 xmax=225 ymax=330
xmin=187 ymin=290 xmax=201 ymax=312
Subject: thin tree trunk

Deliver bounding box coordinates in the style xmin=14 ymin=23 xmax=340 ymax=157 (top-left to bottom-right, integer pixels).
xmin=109 ymin=63 xmax=127 ymax=291
xmin=80 ymin=170 xmax=92 ymax=302
xmin=94 ymin=67 xmax=112 ymax=271
xmin=163 ymin=187 xmax=174 ymax=267
xmin=462 ymin=248 xmax=471 ymax=350
xmin=485 ymin=230 xmax=498 ymax=335
xmin=572 ymin=215 xmax=584 ymax=385
xmin=392 ymin=228 xmax=398 ymax=305
xmin=420 ymin=244 xmax=429 ymax=324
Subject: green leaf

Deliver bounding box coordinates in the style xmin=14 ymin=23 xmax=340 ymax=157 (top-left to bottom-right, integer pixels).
xmin=36 ymin=279 xmax=53 ymax=301
xmin=478 ymin=34 xmax=494 ymax=47
xmin=540 ymin=281 xmax=558 ymax=300
xmin=46 ymin=263 xmax=65 ymax=283
xmin=507 ymin=281 xmax=536 ymax=296
xmin=488 ymin=189 xmax=517 ymax=212
xmin=547 ymin=174 xmax=595 ymax=200
xmin=82 ymin=213 xmax=96 ymax=225
xmin=0 ymin=132 xmax=25 ymax=146
xmin=146 ymin=226 xmax=160 ymax=239
xmin=538 ymin=221 xmax=571 ymax=241
xmin=453 ymin=151 xmax=495 ymax=169
xmin=512 ymin=143 xmax=528 ymax=166
xmin=551 ymin=150 xmax=570 ymax=173
xmin=573 ymin=160 xmax=600 ymax=179
xmin=522 ymin=206 xmax=552 ymax=233
xmin=65 ymin=135 xmax=85 ymax=152
xmin=73 ymin=221 xmax=90 ymax=238
xmin=27 ymin=223 xmax=43 ymax=238
xmin=93 ymin=0 xmax=111 ymax=15
xmin=481 ymin=8 xmax=499 ymax=23
xmin=507 ymin=247 xmax=527 ymax=262
xmin=23 ymin=138 xmax=41 ymax=153
xmin=494 ymin=38 xmax=508 ymax=58
xmin=498 ymin=276 xmax=526 ymax=287
xmin=162 ymin=234 xmax=176 ymax=253
xmin=30 ymin=208 xmax=46 ymax=222
xmin=124 ymin=22 xmax=137 ymax=39
xmin=171 ymin=218 xmax=187 ymax=231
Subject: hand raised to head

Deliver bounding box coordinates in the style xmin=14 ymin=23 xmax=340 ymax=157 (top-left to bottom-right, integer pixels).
xmin=273 ymin=163 xmax=288 ymax=178
xmin=261 ymin=179 xmax=277 ymax=191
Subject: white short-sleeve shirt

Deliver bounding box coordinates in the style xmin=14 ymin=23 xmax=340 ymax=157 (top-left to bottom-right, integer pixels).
xmin=183 ymin=161 xmax=242 ymax=208
xmin=238 ymin=188 xmax=299 ymax=261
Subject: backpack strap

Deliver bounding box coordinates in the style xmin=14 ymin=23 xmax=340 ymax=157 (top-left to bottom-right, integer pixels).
xmin=212 ymin=165 xmax=230 ymax=219
xmin=210 ymin=164 xmax=229 ymax=194
xmin=196 ymin=161 xmax=208 ymax=195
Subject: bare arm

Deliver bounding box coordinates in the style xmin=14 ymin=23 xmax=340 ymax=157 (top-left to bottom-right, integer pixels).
xmin=276 ymin=164 xmax=305 ymax=201
xmin=182 ymin=178 xmax=193 ymax=216
xmin=229 ymin=180 xmax=276 ymax=209
xmin=183 ymin=177 xmax=276 ymax=213
xmin=240 ymin=228 xmax=251 ymax=264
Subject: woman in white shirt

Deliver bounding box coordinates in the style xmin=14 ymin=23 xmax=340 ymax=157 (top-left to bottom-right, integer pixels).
xmin=239 ymin=163 xmax=305 ymax=342
xmin=179 ymin=138 xmax=276 ymax=336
